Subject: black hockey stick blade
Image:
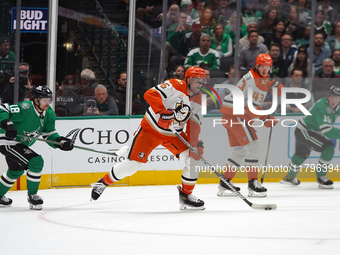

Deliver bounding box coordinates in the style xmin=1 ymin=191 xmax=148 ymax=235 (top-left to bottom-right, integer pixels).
xmin=169 ymin=126 xmax=277 ymax=211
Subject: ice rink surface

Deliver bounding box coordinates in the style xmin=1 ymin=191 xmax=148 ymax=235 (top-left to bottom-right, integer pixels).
xmin=1 ymin=182 xmax=340 ymax=255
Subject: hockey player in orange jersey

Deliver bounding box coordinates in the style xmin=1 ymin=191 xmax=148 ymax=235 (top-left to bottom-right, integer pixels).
xmin=91 ymin=66 xmax=207 ymax=210
xmin=217 ymin=53 xmax=284 ymax=197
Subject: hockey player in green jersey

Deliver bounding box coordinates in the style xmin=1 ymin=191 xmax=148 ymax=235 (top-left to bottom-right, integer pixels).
xmin=0 ymin=86 xmax=74 ymax=210
xmin=281 ymin=85 xmax=340 ymax=189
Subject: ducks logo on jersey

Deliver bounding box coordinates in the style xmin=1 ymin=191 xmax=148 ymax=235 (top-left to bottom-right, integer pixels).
xmin=173 ymin=101 xmax=191 ymax=124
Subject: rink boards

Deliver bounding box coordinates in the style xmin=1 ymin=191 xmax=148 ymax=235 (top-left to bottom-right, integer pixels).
xmin=1 ymin=115 xmax=340 ymax=191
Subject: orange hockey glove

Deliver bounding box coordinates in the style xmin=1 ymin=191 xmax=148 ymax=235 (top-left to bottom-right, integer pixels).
xmin=158 ymin=109 xmax=174 ymax=129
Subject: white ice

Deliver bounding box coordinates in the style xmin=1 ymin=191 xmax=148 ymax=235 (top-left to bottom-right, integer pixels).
xmin=1 ymin=182 xmax=340 ymax=255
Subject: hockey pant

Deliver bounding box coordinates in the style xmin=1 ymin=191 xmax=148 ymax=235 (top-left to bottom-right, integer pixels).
xmin=222 ymin=114 xmax=260 ymax=180
xmin=288 ymin=128 xmax=335 ymax=178
xmin=0 ymin=144 xmax=44 ymax=196
xmin=103 ymin=126 xmax=201 ymax=194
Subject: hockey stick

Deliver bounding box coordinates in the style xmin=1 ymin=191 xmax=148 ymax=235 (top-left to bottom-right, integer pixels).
xmin=16 ymin=134 xmax=128 ymax=156
xmin=261 ymin=127 xmax=273 ymax=184
xmin=169 ymin=126 xmax=277 ymax=210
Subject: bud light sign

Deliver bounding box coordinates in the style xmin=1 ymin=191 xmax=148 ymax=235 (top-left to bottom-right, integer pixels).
xmin=11 ymin=7 xmax=48 ymax=33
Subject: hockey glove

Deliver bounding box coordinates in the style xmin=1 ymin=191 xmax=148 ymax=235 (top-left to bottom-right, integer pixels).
xmin=158 ymin=109 xmax=174 ymax=129
xmin=189 ymin=140 xmax=204 ymax=161
xmin=268 ymin=79 xmax=280 ymax=90
xmin=1 ymin=119 xmax=17 ymax=139
xmin=56 ymin=136 xmax=74 ymax=151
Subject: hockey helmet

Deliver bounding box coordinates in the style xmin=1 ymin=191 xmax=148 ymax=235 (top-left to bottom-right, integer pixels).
xmin=32 ymin=85 xmax=53 ymax=100
xmin=328 ymin=85 xmax=340 ymax=97
xmin=185 ymin=66 xmax=206 ymax=84
xmin=255 ymin=53 xmax=273 ymax=67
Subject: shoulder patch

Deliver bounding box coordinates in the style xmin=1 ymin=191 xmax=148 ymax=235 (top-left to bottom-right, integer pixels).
xmin=326 ymin=107 xmax=332 ymax=114
xmin=176 ymin=79 xmax=183 ymax=85
xmin=21 ymin=103 xmax=30 ymax=110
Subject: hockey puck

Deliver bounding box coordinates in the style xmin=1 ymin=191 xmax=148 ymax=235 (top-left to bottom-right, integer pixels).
xmin=265 ymin=208 xmax=272 ymax=210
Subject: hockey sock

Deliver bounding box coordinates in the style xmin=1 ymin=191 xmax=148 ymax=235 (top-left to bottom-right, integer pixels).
xmin=320 ymin=146 xmax=334 ymax=163
xmin=0 ymin=170 xmax=24 ymax=196
xmin=181 ymin=183 xmax=195 ymax=195
xmin=288 ymin=154 xmax=305 ymax=178
xmin=246 ymin=165 xmax=258 ymax=179
xmin=316 ymin=165 xmax=328 ymax=177
xmin=27 ymin=156 xmax=43 ymax=194
xmin=103 ymin=173 xmax=114 ymax=185
xmin=222 ymin=163 xmax=238 ymax=180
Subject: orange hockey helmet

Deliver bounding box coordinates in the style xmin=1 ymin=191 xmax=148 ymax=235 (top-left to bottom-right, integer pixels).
xmin=255 ymin=53 xmax=273 ymax=68
xmin=185 ymin=66 xmax=207 ymax=84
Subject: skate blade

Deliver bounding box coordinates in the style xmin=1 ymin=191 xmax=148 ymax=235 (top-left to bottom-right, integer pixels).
xmin=29 ymin=204 xmax=42 ymax=210
xmin=279 ymin=180 xmax=300 ymax=186
xmin=318 ymin=184 xmax=333 ymax=189
xmin=179 ymin=204 xmax=206 ymax=211
xmin=0 ymin=204 xmax=12 ymax=208
xmin=217 ymin=189 xmax=239 ymax=197
xmin=248 ymin=190 xmax=267 ymax=198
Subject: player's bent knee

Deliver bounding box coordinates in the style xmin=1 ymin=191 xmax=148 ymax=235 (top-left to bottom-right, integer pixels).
xmin=321 ymin=145 xmax=335 ymax=162
xmin=28 ymin=155 xmax=44 ymax=173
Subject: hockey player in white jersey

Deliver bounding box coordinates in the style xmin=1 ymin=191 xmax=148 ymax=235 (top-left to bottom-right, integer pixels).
xmin=91 ymin=66 xmax=207 ymax=210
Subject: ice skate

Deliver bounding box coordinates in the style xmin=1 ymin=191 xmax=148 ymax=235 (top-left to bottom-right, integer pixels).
xmin=280 ymin=175 xmax=301 ymax=186
xmin=91 ymin=178 xmax=108 ymax=201
xmin=217 ymin=178 xmax=240 ymax=196
xmin=0 ymin=195 xmax=12 ymax=207
xmin=177 ymin=186 xmax=205 ymax=211
xmin=317 ymin=176 xmax=333 ymax=189
xmin=27 ymin=193 xmax=43 ymax=210
xmin=248 ymin=179 xmax=267 ymax=197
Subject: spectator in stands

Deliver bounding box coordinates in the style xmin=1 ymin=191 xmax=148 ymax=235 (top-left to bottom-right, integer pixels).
xmin=55 ymin=74 xmax=81 ymax=116
xmin=263 ymin=19 xmax=286 ymax=48
xmin=240 ymin=22 xmax=265 ymax=51
xmin=241 ymin=0 xmax=263 ymax=26
xmin=263 ymin=0 xmax=286 ymax=21
xmin=285 ymin=5 xmax=305 ymax=40
xmin=318 ymin=0 xmax=339 ymax=25
xmin=115 ymin=71 xmax=127 ymax=115
xmin=0 ymin=37 xmax=14 ymax=72
xmin=293 ymin=25 xmax=311 ymax=47
xmin=180 ymin=0 xmax=201 ymax=25
xmin=85 ymin=85 xmax=118 ymax=116
xmin=76 ymin=68 xmax=98 ymax=103
xmin=288 ymin=45 xmax=315 ymax=78
xmin=313 ymin=58 xmax=340 ymax=93
xmin=309 ymin=32 xmax=332 ymax=71
xmin=224 ymin=11 xmax=247 ymax=46
xmin=165 ymin=4 xmax=180 ymax=28
xmin=269 ymin=43 xmax=289 ymax=78
xmin=240 ymin=30 xmax=268 ymax=70
xmin=326 ymin=21 xmax=340 ymax=53
xmin=199 ymin=6 xmax=216 ymax=36
xmin=284 ymin=67 xmax=313 ymax=113
xmin=280 ymin=33 xmax=297 ymax=66
xmin=136 ymin=1 xmax=160 ymax=33
xmin=297 ymin=0 xmax=311 ymax=25
xmin=165 ymin=12 xmax=191 ymax=70
xmin=214 ymin=0 xmax=234 ymax=27
xmin=258 ymin=7 xmax=279 ymax=38
xmin=218 ymin=65 xmax=242 ymax=98
xmin=211 ymin=23 xmax=232 ymax=58
xmin=312 ymin=10 xmax=332 ymax=40
xmin=331 ymin=49 xmax=340 ymax=75
xmin=184 ymin=34 xmax=220 ymax=70
xmin=169 ymin=20 xmax=201 ymax=71
xmin=174 ymin=65 xmax=185 ymax=80
xmin=2 ymin=62 xmax=34 ymax=104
